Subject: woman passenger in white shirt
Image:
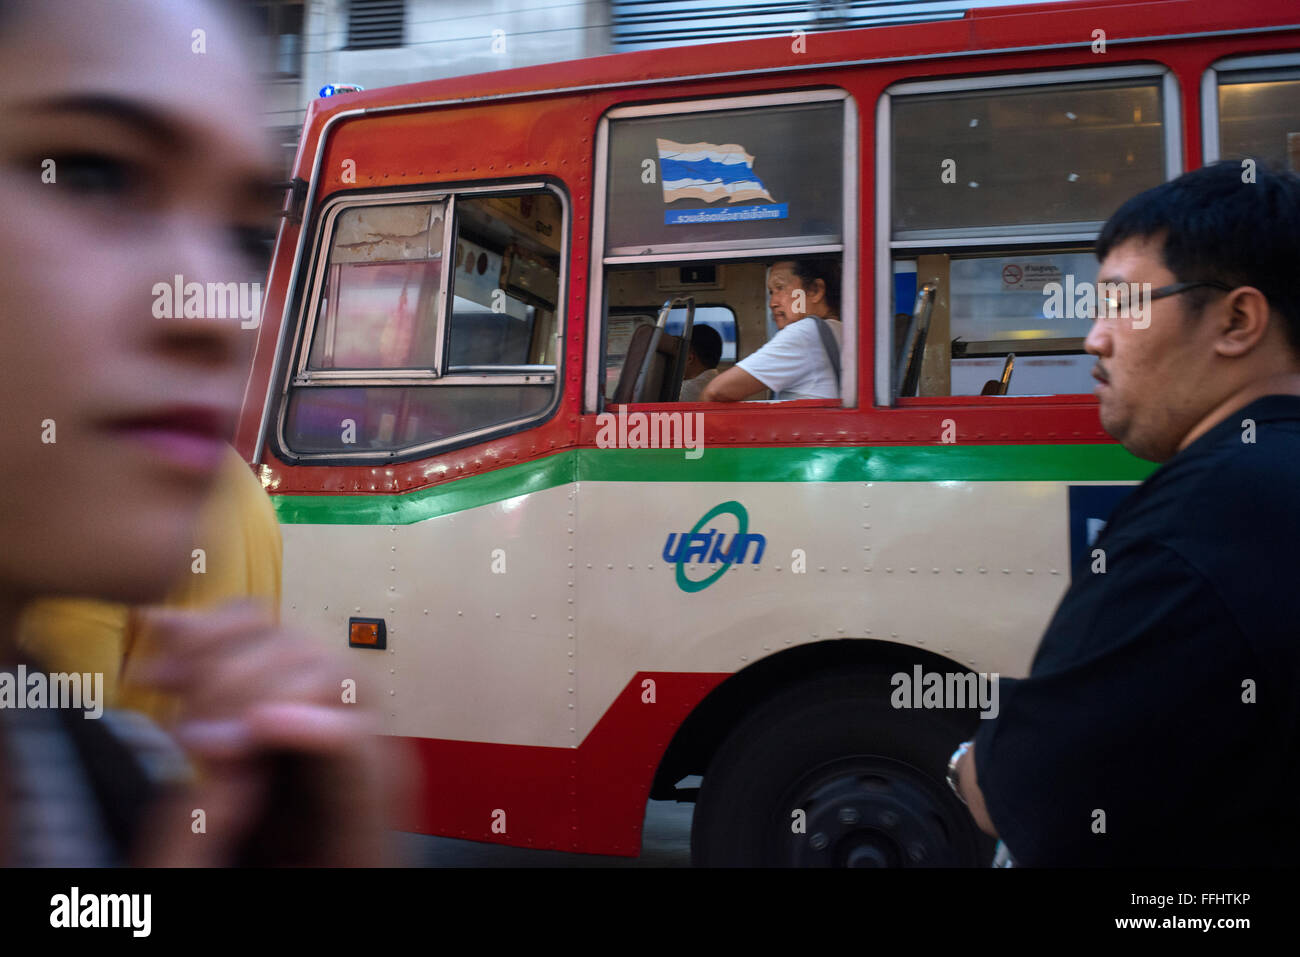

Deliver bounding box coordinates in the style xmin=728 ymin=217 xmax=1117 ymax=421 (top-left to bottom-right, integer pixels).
xmin=701 ymin=258 xmax=842 ymax=401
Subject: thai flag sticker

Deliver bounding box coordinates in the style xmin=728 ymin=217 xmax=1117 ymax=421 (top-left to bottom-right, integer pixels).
xmin=656 ymin=138 xmax=787 ymax=225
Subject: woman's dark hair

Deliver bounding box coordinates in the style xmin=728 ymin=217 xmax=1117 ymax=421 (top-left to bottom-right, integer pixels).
xmin=787 ymin=257 xmax=842 ymax=317
xmin=1096 ymin=159 xmax=1300 ymax=353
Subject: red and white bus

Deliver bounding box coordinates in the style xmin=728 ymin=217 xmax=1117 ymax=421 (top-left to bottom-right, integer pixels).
xmin=237 ymin=0 xmax=1300 ymax=865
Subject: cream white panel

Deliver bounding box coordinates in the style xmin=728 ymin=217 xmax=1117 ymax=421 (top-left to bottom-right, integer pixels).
xmin=283 ymin=477 xmax=1122 ymax=749
xmin=574 ymin=480 xmax=1078 ymax=741
xmin=280 ymin=484 xmax=576 ymax=747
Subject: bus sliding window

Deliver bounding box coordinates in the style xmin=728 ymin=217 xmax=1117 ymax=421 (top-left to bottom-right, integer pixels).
xmin=891 ymin=79 xmax=1165 ymax=237
xmin=893 ymin=251 xmax=1097 ymax=398
xmin=447 ymin=194 xmax=562 ymax=370
xmin=306 ymin=202 xmax=446 ymax=371
xmin=1215 ymin=65 xmax=1300 ymax=171
xmin=886 ymin=71 xmax=1171 ymax=399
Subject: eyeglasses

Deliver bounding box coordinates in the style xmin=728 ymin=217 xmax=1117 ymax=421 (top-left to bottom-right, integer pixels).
xmin=1095 ymin=279 xmax=1236 ymax=321
xmin=1149 ymin=279 xmax=1236 ymax=301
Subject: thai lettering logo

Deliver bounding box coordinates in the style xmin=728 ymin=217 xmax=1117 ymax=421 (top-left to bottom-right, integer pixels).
xmin=663 ymin=501 xmax=766 ymax=592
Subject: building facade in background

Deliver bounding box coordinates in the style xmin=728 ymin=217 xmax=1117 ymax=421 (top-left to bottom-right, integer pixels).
xmin=248 ymin=0 xmax=1036 ymax=172
xmin=250 ymin=0 xmax=614 ymax=172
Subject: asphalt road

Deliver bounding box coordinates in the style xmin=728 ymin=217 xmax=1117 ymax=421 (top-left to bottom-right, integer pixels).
xmin=392 ymin=796 xmax=695 ymax=867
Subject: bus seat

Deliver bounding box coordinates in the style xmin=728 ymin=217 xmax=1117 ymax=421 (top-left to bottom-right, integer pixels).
xmin=980 ymin=353 xmax=1016 ymax=395
xmin=611 ymin=323 xmax=684 ymax=403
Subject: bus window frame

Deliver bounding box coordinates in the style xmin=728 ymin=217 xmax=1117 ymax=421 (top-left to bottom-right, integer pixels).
xmin=586 ymin=88 xmax=859 ymax=414
xmin=1200 ymin=51 xmax=1300 ymax=164
xmin=875 ymin=63 xmax=1184 ymax=408
xmin=271 ymin=179 xmax=570 ymax=465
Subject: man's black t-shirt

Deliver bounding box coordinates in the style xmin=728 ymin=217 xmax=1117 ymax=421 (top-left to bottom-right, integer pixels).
xmin=973 ymin=394 xmax=1300 ymax=866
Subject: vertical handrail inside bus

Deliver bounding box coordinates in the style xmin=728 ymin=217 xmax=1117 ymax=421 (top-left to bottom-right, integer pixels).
xmin=895 ymin=281 xmax=937 ymax=400
xmin=999 ymin=352 xmax=1016 ymax=392
xmin=634 ymin=295 xmax=695 ymax=403
xmin=666 ymin=296 xmax=696 ymax=403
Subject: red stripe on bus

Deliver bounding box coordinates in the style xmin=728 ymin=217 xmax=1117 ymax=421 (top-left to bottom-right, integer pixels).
xmin=391 ymin=671 xmax=728 ymax=856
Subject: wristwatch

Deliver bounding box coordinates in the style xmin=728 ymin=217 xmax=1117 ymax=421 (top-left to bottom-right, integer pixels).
xmin=947 ymin=740 xmax=973 ymax=805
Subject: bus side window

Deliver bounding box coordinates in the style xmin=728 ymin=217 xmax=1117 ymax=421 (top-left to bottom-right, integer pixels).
xmin=598 ymin=92 xmax=851 ymax=407
xmin=1212 ymin=57 xmax=1300 ymax=172
xmin=886 ymin=71 xmax=1173 ymax=399
xmin=281 ymin=191 xmax=563 ymax=458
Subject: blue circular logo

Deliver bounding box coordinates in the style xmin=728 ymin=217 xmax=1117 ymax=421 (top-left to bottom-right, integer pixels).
xmin=676 ymin=501 xmax=748 ymax=593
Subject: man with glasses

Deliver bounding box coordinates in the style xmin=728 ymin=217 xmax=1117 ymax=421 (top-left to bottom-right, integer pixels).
xmin=946 ymin=160 xmax=1300 ymax=866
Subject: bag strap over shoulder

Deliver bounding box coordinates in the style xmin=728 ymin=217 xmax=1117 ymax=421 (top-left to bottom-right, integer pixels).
xmin=813 ymin=317 xmax=841 ymax=390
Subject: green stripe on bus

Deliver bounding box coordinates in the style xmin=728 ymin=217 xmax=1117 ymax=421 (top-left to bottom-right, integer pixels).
xmin=270 ymin=444 xmax=1156 ymax=525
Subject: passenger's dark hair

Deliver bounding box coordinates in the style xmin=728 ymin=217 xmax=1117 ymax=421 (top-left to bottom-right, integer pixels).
xmin=689 ymin=324 xmax=723 ymax=369
xmin=785 ymin=258 xmax=842 ymax=317
xmin=1096 ymin=160 xmax=1300 ymax=354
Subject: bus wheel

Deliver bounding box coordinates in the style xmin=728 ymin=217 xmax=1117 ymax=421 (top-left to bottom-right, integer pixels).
xmin=690 ymin=669 xmax=991 ymax=867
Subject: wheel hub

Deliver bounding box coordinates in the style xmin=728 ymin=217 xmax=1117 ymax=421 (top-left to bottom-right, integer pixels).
xmin=782 ymin=756 xmax=962 ymax=867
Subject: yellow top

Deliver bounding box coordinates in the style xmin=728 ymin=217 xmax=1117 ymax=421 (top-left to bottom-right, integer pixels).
xmin=16 ymin=445 xmax=282 ymax=720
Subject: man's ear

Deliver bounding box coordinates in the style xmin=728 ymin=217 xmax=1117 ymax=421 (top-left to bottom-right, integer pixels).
xmin=1215 ymin=286 xmax=1273 ymax=358
xmin=808 ymin=278 xmax=826 ymax=305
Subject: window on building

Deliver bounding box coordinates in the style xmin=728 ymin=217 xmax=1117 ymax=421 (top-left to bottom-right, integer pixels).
xmin=273 ymin=126 xmax=300 ymax=180
xmin=347 ymin=0 xmax=406 ymax=50
xmin=248 ymin=1 xmax=305 ymax=78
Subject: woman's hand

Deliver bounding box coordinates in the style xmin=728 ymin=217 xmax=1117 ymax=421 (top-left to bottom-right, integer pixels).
xmin=126 ymin=602 xmax=401 ymax=866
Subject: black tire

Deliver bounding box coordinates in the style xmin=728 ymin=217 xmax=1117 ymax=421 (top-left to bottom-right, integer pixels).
xmin=690 ymin=667 xmax=994 ymax=867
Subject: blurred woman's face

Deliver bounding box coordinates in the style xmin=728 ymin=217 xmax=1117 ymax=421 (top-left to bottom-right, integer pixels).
xmin=0 ymin=0 xmax=276 ymax=605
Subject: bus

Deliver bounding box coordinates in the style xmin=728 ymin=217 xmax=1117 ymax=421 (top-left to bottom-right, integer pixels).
xmin=237 ymin=0 xmax=1300 ymax=865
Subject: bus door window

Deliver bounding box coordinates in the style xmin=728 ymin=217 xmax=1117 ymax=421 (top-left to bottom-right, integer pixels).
xmin=885 ymin=70 xmax=1175 ymax=400
xmin=308 ymin=202 xmax=445 ymax=372
xmin=280 ymin=189 xmax=563 ymax=458
xmin=449 ymin=194 xmax=562 ymax=369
